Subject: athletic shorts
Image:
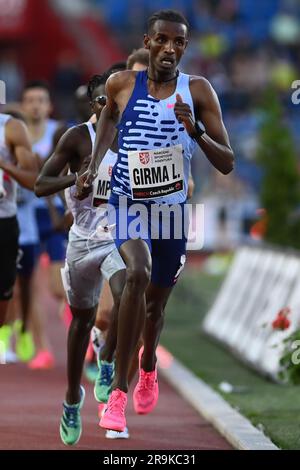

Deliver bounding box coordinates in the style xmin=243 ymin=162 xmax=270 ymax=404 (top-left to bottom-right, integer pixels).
xmin=17 ymin=243 xmax=39 ymax=278
xmin=108 ymin=194 xmax=188 ymax=287
xmin=0 ymin=216 xmax=19 ymax=300
xmin=61 ymin=230 xmax=125 ymax=310
xmin=35 ymin=207 xmax=67 ymax=262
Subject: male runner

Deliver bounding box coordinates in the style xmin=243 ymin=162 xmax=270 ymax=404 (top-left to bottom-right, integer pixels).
xmin=0 ymin=113 xmax=37 ymax=327
xmin=20 ymin=81 xmax=67 ymax=369
xmin=35 ymin=71 xmax=126 ymax=445
xmin=77 ymin=9 xmax=234 ymax=433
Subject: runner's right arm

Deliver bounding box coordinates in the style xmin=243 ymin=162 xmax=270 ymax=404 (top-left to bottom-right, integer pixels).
xmin=1 ymin=118 xmax=38 ymax=190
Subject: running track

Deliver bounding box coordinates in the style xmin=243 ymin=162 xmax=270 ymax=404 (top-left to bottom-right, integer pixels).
xmin=0 ymin=262 xmax=232 ymax=451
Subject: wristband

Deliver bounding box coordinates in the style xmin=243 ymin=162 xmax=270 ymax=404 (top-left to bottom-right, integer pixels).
xmin=189 ymin=121 xmax=205 ymax=140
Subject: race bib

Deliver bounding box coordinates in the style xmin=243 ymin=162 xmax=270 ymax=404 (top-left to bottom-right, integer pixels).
xmin=128 ymin=144 xmax=184 ymax=200
xmin=92 ymin=163 xmax=113 ymax=207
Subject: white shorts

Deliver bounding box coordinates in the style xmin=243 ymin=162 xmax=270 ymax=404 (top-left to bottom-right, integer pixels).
xmin=61 ymin=230 xmax=125 ymax=309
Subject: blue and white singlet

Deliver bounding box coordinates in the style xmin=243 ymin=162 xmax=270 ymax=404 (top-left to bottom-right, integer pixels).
xmin=111 ymin=70 xmax=196 ymax=204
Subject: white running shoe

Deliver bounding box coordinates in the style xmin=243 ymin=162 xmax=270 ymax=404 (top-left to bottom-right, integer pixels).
xmin=105 ymin=427 xmax=130 ymax=439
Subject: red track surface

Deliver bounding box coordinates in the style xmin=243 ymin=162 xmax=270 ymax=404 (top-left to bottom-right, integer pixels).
xmin=0 ymin=264 xmax=232 ymax=451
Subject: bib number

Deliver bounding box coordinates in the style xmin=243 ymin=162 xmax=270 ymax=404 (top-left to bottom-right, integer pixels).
xmin=128 ymin=144 xmax=184 ymax=200
xmin=92 ymin=164 xmax=113 ymax=207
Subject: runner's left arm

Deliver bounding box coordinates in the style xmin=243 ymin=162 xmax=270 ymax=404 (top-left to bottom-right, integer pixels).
xmin=174 ymin=77 xmax=234 ymax=175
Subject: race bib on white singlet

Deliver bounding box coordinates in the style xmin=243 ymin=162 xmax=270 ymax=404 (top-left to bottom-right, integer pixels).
xmin=128 ymin=144 xmax=184 ymax=200
xmin=92 ymin=163 xmax=113 ymax=207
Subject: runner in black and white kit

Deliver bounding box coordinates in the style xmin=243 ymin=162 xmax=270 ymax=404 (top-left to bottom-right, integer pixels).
xmin=0 ymin=113 xmax=37 ymax=327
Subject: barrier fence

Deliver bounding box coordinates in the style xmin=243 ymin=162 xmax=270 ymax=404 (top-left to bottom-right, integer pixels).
xmin=203 ymin=246 xmax=300 ymax=380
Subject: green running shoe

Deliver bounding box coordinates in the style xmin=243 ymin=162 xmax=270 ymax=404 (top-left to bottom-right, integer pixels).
xmin=16 ymin=330 xmax=35 ymax=362
xmin=94 ymin=359 xmax=115 ymax=403
xmin=0 ymin=324 xmax=13 ymax=352
xmin=60 ymin=385 xmax=85 ymax=446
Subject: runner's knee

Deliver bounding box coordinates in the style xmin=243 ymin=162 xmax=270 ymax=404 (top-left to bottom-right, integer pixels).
xmin=126 ymin=264 xmax=151 ymax=291
xmin=70 ymin=308 xmax=96 ymax=332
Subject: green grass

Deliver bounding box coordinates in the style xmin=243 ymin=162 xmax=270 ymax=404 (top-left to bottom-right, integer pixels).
xmin=161 ymin=267 xmax=300 ymax=450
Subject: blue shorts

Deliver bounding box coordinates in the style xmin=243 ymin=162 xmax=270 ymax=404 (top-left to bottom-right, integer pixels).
xmin=35 ymin=207 xmax=67 ymax=262
xmin=108 ymin=194 xmax=188 ymax=287
xmin=18 ymin=243 xmax=39 ymax=277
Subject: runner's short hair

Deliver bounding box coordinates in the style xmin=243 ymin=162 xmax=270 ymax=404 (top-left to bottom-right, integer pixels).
xmin=87 ymin=74 xmax=107 ymax=101
xmin=147 ymin=9 xmax=189 ymax=35
xmin=22 ymin=80 xmax=51 ymax=99
xmin=87 ymin=63 xmax=126 ymax=100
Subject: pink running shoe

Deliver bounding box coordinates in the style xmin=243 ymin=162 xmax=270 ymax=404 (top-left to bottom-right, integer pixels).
xmin=133 ymin=347 xmax=159 ymax=415
xmin=99 ymin=389 xmax=127 ymax=432
xmin=28 ymin=350 xmax=55 ymax=370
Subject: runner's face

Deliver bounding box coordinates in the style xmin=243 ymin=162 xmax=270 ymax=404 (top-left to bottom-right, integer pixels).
xmin=22 ymin=88 xmax=52 ymax=122
xmin=144 ymin=20 xmax=188 ymax=73
xmin=91 ymin=84 xmax=106 ymax=120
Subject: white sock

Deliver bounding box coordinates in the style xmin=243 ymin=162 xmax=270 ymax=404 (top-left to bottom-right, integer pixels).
xmin=91 ymin=326 xmax=105 ymax=356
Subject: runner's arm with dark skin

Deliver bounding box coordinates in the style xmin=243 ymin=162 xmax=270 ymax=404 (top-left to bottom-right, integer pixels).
xmin=34 ymin=127 xmax=83 ymax=197
xmin=174 ymin=77 xmax=234 ymax=175
xmin=0 ymin=118 xmax=38 ymax=190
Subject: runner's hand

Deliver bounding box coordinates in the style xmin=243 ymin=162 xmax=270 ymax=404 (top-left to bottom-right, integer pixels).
xmin=84 ymin=165 xmax=98 ymax=187
xmin=74 ymin=168 xmax=95 ymax=200
xmin=174 ymin=93 xmax=196 ymax=136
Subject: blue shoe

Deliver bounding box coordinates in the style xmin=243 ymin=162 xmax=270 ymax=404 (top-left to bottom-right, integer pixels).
xmin=60 ymin=385 xmax=85 ymax=446
xmin=94 ymin=358 xmax=115 ymax=403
